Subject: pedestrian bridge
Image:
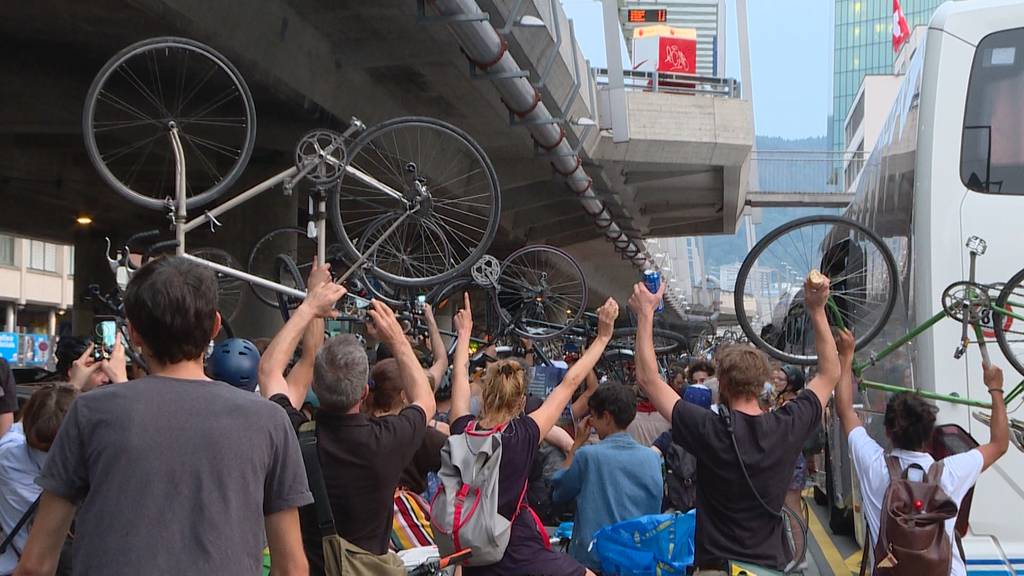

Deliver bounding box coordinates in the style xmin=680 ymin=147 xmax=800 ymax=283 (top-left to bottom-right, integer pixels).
xmin=745 ymin=150 xmax=864 ymax=208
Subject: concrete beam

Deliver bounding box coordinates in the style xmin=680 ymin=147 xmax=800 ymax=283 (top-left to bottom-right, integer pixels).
xmin=745 ymin=192 xmax=854 ymax=208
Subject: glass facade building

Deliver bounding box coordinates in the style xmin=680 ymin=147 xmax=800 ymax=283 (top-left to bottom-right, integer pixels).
xmin=831 ymin=0 xmax=945 ymax=154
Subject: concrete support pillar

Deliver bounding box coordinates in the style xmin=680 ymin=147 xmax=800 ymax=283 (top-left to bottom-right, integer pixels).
xmin=71 ymin=229 xmax=113 ymax=336
xmin=47 ymin=309 xmax=56 ymax=335
xmin=4 ymin=303 xmax=13 ymax=332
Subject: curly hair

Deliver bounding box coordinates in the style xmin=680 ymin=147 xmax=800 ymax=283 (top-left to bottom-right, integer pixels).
xmin=686 ymin=359 xmax=715 ymax=382
xmin=884 ymin=392 xmax=938 ymax=450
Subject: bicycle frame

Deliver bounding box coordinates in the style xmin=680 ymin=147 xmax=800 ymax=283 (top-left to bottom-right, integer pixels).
xmin=162 ymin=123 xmax=416 ymax=303
xmin=830 ymin=240 xmax=1024 ymax=409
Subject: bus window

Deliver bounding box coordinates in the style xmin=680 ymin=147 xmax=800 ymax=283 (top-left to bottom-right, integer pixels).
xmin=962 ymin=28 xmax=1024 ymax=195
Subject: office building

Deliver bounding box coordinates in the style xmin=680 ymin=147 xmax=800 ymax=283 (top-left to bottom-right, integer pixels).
xmin=831 ymin=0 xmax=944 ymax=155
xmin=620 ymin=0 xmax=726 ymax=76
xmin=0 ymin=233 xmax=74 ymax=336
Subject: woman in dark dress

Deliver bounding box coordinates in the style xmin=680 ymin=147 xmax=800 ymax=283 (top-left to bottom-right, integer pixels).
xmin=447 ymin=292 xmax=619 ymax=576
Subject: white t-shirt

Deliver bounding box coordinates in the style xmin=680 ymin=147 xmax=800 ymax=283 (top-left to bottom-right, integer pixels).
xmin=848 ymin=426 xmax=984 ymax=576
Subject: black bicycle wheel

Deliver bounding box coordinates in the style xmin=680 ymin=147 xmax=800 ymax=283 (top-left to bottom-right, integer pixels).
xmin=430 ymin=276 xmax=504 ymax=343
xmin=994 ymin=267 xmax=1024 ymax=377
xmin=247 ymin=227 xmax=316 ymax=308
xmin=494 ymin=245 xmax=588 ymax=341
xmin=600 ymin=349 xmax=636 ymax=385
xmin=274 ymin=254 xmax=305 ymax=322
xmin=329 ymin=116 xmax=500 ymax=286
xmin=356 ymin=214 xmax=433 ymax=307
xmin=609 ymin=327 xmax=686 ymax=355
xmin=735 ymin=215 xmax=898 ymax=365
xmin=190 ymin=247 xmax=244 ymax=323
xmin=83 ymin=37 xmax=256 ymax=210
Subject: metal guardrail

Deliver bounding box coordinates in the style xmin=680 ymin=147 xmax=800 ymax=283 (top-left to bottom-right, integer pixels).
xmin=592 ymin=68 xmax=741 ymax=98
xmin=749 ymin=150 xmax=868 ymax=195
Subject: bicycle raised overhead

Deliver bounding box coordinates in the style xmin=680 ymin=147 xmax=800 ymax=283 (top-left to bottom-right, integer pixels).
xmin=84 ymin=36 xmax=501 ymax=309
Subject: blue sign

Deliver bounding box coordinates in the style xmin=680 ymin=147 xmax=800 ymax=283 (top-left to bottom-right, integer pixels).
xmin=0 ymin=332 xmax=16 ymax=363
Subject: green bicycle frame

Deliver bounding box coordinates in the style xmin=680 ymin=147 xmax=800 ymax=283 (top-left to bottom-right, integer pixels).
xmin=832 ymin=298 xmax=1024 ymax=409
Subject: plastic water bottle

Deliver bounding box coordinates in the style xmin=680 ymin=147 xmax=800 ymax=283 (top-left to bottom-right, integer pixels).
xmin=643 ymin=270 xmax=664 ymax=313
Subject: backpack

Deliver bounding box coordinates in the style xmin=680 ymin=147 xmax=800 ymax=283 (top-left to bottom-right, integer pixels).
xmin=864 ymin=456 xmax=959 ymax=575
xmin=664 ymin=442 xmax=698 ymax=513
xmin=430 ymin=420 xmax=522 ymax=566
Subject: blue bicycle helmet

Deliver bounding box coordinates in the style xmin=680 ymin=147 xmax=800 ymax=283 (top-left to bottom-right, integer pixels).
xmin=207 ymin=338 xmax=260 ymax=392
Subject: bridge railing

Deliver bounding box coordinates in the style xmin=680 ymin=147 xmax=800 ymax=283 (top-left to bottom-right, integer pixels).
xmin=749 ymin=150 xmax=868 ymax=194
xmin=592 ymin=67 xmax=741 ymax=98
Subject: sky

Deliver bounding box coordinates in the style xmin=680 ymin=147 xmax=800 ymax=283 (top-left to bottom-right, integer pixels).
xmin=562 ymin=0 xmax=833 ymax=140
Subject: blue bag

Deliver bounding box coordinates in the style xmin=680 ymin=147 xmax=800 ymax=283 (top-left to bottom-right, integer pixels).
xmin=590 ymin=510 xmax=696 ymax=576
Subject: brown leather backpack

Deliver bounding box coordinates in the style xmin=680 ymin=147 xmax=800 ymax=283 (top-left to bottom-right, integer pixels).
xmin=864 ymin=456 xmax=959 ymax=575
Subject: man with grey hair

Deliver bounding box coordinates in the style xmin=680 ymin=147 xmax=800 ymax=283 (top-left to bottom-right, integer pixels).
xmin=260 ymin=263 xmax=436 ymax=574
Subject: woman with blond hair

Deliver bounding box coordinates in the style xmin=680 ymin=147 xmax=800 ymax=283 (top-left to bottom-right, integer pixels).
xmin=447 ymin=292 xmax=618 ymax=576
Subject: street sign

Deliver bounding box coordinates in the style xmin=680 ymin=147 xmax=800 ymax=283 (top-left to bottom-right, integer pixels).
xmin=626 ymin=9 xmax=666 ymax=23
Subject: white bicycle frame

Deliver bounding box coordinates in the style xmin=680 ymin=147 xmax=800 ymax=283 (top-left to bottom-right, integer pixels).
xmin=160 ymin=120 xmax=417 ymax=303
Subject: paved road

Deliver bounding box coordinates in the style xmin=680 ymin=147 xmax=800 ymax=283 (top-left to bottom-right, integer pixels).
xmin=804 ymin=492 xmax=862 ymax=576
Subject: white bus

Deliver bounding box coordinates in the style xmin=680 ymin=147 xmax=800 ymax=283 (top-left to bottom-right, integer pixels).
xmin=824 ymin=1 xmax=1024 ymax=573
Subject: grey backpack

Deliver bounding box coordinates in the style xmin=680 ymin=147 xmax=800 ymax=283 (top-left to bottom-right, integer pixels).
xmin=430 ymin=420 xmax=519 ymax=566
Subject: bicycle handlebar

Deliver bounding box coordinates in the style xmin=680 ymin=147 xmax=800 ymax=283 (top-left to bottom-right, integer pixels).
xmin=144 ymin=240 xmax=180 ymax=263
xmin=125 ymin=229 xmax=162 ymax=251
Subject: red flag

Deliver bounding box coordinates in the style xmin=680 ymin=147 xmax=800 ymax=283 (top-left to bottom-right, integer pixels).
xmin=892 ymin=0 xmax=911 ymax=52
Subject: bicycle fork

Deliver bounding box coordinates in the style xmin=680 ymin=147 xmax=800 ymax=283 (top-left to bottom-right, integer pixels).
xmin=956 ymin=236 xmax=991 ymax=367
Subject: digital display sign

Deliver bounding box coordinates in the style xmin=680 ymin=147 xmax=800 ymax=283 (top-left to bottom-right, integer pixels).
xmin=626 ymin=9 xmax=667 ymax=23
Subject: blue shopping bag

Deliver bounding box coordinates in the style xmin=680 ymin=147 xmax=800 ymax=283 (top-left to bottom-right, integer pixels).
xmin=591 ymin=510 xmax=696 ymax=576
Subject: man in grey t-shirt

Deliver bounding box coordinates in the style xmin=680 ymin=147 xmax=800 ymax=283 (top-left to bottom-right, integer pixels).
xmin=15 ymin=257 xmax=312 ymax=576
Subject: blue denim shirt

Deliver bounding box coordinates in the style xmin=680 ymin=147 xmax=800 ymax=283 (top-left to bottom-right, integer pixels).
xmin=551 ymin=431 xmax=663 ymax=570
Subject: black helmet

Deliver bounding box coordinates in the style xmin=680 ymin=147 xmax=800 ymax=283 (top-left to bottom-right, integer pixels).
xmin=780 ymin=364 xmax=805 ymax=392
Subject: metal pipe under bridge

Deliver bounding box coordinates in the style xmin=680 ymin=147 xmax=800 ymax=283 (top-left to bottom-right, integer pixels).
xmin=745 ymin=150 xmax=866 ymax=208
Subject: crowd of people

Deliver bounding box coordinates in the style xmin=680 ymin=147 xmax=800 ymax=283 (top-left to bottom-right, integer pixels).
xmin=0 ymin=255 xmax=1011 ymax=576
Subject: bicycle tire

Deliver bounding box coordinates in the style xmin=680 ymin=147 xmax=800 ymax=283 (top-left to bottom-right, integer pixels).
xmin=274 ymin=254 xmax=305 ymax=323
xmin=247 ymin=226 xmax=315 ymax=308
xmin=190 ymin=247 xmax=244 ymax=323
xmin=994 ymin=267 xmax=1024 ymax=377
xmin=430 ymin=275 xmax=505 ymax=342
xmin=735 ymin=215 xmax=898 ymax=365
xmin=494 ymin=245 xmax=588 ymax=342
xmin=609 ymin=327 xmax=686 ymax=355
xmin=83 ymin=37 xmax=256 ymax=211
xmin=328 ymin=116 xmax=500 ymax=287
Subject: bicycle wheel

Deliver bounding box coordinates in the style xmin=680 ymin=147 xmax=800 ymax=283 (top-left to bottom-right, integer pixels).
xmin=600 ymin=348 xmax=636 ymax=385
xmin=994 ymin=268 xmax=1024 ymax=377
xmin=329 ymin=116 xmax=500 ymax=286
xmin=609 ymin=327 xmax=687 ymax=355
xmin=190 ymin=247 xmax=244 ymax=323
xmin=84 ymin=37 xmax=256 ymax=211
xmin=356 ymin=214 xmax=435 ymax=308
xmin=735 ymin=215 xmax=898 ymax=365
xmin=247 ymin=227 xmax=316 ymax=308
xmin=430 ymin=276 xmax=504 ymax=343
xmin=494 ymin=245 xmax=588 ymax=341
xmin=274 ymin=254 xmax=305 ymax=322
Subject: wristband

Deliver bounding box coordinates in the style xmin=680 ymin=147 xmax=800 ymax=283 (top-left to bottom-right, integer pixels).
xmin=988 ymin=388 xmax=1004 ymax=395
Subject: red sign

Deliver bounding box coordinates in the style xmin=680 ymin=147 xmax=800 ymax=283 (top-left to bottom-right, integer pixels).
xmin=657 ymin=36 xmax=697 ymax=74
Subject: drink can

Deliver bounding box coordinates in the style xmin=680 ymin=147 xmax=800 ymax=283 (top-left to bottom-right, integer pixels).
xmin=643 ymin=270 xmax=664 ymax=313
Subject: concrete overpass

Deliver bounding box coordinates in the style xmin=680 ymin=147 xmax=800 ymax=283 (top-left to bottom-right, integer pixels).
xmin=0 ymin=0 xmax=753 ymax=336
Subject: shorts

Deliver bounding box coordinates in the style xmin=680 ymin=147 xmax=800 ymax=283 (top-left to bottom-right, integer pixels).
xmin=788 ymin=453 xmax=807 ymax=492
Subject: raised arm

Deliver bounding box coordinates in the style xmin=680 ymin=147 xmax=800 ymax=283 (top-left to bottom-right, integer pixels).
xmin=570 ymin=368 xmax=599 ymax=419
xmin=369 ymin=300 xmax=436 ymax=422
xmin=980 ymin=363 xmax=1009 ymax=471
xmin=834 ymin=329 xmax=862 ymax=436
xmin=282 ymin=318 xmax=325 ymax=408
xmin=449 ymin=293 xmax=474 ymax=423
xmin=628 ymin=282 xmax=678 ymax=422
xmin=803 ymin=274 xmax=841 ymax=408
xmin=530 ymin=298 xmax=618 ymax=440
xmin=422 ymin=303 xmax=449 ymax=391
xmin=259 ymin=263 xmax=344 ymax=407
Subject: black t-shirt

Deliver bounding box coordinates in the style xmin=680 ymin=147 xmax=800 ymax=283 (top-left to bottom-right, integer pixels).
xmin=400 ymin=426 xmax=446 ymax=494
xmin=268 ymin=394 xmax=427 ymax=568
xmin=672 ymin=389 xmax=821 ymax=570
xmin=0 ymin=358 xmax=17 ymax=415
